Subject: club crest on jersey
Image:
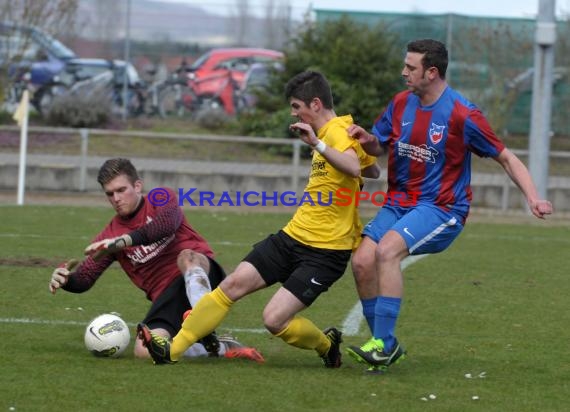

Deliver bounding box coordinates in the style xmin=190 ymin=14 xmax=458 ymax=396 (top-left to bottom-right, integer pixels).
xmin=429 ymin=123 xmax=446 ymax=144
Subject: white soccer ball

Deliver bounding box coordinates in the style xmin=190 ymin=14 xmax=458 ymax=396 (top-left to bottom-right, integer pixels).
xmin=84 ymin=313 xmax=130 ymax=358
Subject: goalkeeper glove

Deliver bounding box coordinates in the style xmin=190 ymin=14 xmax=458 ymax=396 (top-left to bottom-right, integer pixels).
xmin=49 ymin=259 xmax=79 ymax=294
xmin=84 ymin=234 xmax=132 ymax=261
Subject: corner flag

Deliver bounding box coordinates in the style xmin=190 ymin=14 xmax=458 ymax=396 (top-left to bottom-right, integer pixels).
xmin=13 ymin=90 xmax=30 ymax=127
xmin=14 ymin=90 xmax=30 ymax=205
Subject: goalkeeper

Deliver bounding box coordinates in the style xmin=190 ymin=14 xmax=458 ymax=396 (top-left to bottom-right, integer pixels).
xmin=48 ymin=158 xmax=263 ymax=363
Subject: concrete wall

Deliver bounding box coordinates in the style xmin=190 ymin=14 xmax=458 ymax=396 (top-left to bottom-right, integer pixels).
xmin=1 ymin=162 xmax=568 ymax=212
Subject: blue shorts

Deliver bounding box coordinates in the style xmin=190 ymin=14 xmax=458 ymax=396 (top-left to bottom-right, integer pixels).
xmin=362 ymin=204 xmax=464 ymax=255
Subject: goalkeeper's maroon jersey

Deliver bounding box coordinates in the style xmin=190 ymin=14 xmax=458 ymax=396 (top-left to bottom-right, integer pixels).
xmin=64 ymin=187 xmax=214 ymax=301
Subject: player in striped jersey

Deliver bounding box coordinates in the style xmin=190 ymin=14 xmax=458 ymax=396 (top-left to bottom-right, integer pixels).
xmin=346 ymin=38 xmax=553 ymax=374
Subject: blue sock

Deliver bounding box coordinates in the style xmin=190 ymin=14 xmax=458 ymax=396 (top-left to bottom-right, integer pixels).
xmin=373 ymin=296 xmax=401 ymax=351
xmin=361 ymin=298 xmax=376 ymax=335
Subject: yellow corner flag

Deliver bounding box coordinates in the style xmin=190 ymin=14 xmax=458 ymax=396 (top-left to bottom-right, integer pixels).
xmin=13 ymin=90 xmax=30 ymax=127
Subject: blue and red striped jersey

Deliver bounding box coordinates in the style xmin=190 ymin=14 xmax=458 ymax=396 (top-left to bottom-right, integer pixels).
xmin=372 ymin=86 xmax=505 ymax=218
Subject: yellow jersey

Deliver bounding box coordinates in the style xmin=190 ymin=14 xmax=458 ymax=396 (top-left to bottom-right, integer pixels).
xmin=283 ymin=115 xmax=376 ymax=250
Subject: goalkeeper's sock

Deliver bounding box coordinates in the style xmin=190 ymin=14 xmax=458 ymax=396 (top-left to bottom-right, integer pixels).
xmin=171 ymin=287 xmax=234 ymax=360
xmin=373 ymin=296 xmax=401 ymax=351
xmin=182 ymin=343 xmax=209 ymax=358
xmin=183 ymin=266 xmax=212 ymax=307
xmin=274 ymin=316 xmax=330 ymax=356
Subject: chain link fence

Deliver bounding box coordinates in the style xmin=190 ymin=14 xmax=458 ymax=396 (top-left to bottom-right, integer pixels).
xmin=315 ymin=10 xmax=570 ymax=137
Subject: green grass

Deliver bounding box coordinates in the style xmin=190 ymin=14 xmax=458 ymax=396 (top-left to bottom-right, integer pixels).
xmin=0 ymin=206 xmax=569 ymax=411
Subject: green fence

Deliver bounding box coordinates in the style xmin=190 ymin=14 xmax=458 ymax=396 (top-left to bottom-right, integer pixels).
xmin=315 ymin=10 xmax=570 ymax=136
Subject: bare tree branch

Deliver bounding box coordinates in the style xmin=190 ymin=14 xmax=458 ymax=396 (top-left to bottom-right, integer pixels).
xmin=233 ymin=0 xmax=250 ymax=46
xmin=0 ymin=0 xmax=78 ymax=105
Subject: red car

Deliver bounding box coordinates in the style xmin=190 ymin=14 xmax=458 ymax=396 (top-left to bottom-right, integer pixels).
xmin=186 ymin=48 xmax=284 ymax=114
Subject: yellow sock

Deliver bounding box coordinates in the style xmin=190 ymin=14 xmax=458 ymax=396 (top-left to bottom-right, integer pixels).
xmin=274 ymin=316 xmax=330 ymax=356
xmin=171 ymin=287 xmax=234 ymax=360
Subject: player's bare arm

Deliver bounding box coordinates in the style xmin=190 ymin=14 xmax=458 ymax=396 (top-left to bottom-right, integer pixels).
xmin=494 ymin=148 xmax=553 ymax=218
xmin=290 ymin=122 xmax=360 ymax=177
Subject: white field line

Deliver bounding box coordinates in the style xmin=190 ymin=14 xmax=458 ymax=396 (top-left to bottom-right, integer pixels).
xmin=341 ymin=254 xmax=428 ymax=337
xmin=4 ymin=255 xmax=425 ymax=336
xmin=0 ymin=317 xmax=268 ymax=334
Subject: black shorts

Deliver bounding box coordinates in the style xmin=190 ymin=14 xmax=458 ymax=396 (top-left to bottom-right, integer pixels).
xmin=243 ymin=230 xmax=351 ymax=306
xmin=141 ymin=257 xmax=226 ymax=336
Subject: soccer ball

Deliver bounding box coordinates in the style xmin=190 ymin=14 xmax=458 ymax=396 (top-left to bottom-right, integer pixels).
xmin=84 ymin=313 xmax=130 ymax=358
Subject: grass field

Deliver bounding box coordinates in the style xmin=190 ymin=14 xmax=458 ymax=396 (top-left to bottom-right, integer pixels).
xmin=1 ymin=205 xmax=569 ymax=412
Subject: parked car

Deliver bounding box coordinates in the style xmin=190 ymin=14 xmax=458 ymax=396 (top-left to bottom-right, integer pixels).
xmin=60 ymin=58 xmax=143 ymax=88
xmin=1 ymin=22 xmax=77 ymax=114
xmin=237 ymin=61 xmax=284 ymax=111
xmin=0 ymin=21 xmax=76 ymax=85
xmin=185 ymin=47 xmax=284 ymax=112
xmin=56 ymin=59 xmax=146 ymax=117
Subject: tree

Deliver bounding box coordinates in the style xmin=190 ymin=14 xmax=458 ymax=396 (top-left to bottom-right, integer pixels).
xmin=0 ymin=0 xmax=78 ymax=109
xmin=238 ymin=15 xmax=403 ymax=139
xmin=263 ymin=0 xmax=277 ymax=48
xmin=231 ymin=0 xmax=250 ymax=46
xmin=262 ymin=0 xmax=292 ymax=50
xmin=0 ymin=0 xmax=77 ymax=35
xmin=93 ymin=0 xmax=123 ymax=44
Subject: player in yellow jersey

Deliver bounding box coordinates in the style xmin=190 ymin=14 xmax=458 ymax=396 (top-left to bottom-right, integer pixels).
xmin=138 ymin=70 xmax=379 ymax=367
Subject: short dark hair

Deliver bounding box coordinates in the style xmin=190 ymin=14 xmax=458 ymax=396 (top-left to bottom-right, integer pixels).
xmin=97 ymin=158 xmax=140 ymax=186
xmin=284 ymin=71 xmax=334 ymax=109
xmin=407 ymin=39 xmax=448 ymax=79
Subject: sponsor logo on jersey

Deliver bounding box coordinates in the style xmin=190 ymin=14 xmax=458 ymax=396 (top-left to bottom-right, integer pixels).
xmin=126 ymin=234 xmax=175 ymax=264
xmin=397 ymin=141 xmax=439 ymax=163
